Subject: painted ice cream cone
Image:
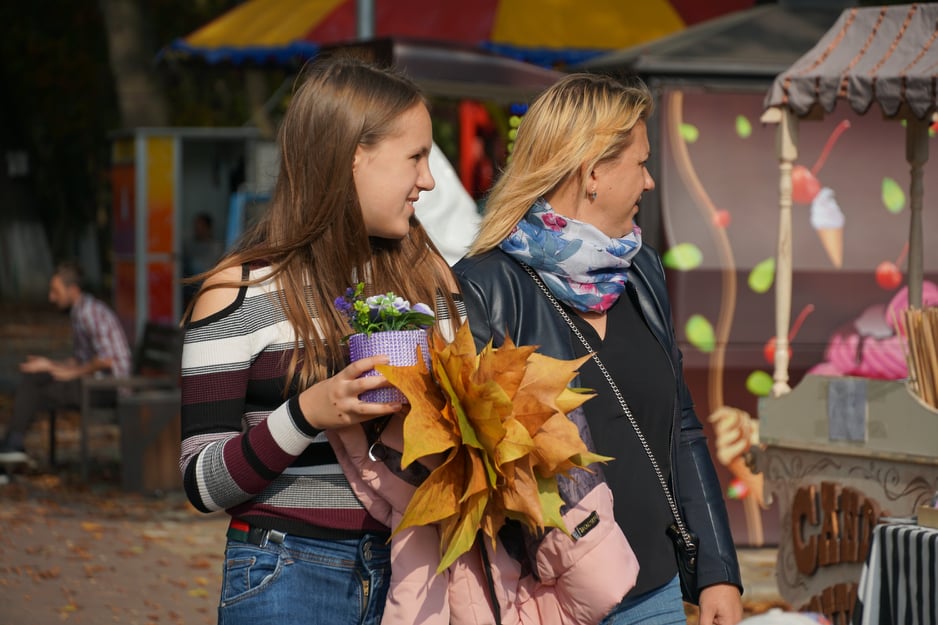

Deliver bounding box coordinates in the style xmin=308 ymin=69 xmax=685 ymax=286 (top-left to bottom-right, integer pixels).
xmin=810 ymin=187 xmax=845 ymax=268
xmin=816 ymin=227 xmax=843 ymax=268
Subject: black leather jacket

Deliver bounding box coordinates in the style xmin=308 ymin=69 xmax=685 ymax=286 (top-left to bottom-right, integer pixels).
xmin=453 ymin=245 xmax=743 ymax=595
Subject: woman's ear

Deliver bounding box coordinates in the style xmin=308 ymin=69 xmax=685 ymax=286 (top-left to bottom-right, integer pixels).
xmin=581 ymin=163 xmax=597 ymax=190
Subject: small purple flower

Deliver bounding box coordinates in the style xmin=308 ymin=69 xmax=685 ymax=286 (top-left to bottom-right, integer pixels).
xmin=334 ymin=296 xmax=352 ymax=316
xmin=335 ymin=282 xmax=435 ymax=335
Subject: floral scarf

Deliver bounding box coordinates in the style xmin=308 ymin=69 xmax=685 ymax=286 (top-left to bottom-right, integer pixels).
xmin=499 ymin=198 xmax=642 ymax=313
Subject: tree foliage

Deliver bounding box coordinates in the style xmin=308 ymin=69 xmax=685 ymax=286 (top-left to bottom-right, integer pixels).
xmin=0 ymin=0 xmax=251 ymax=272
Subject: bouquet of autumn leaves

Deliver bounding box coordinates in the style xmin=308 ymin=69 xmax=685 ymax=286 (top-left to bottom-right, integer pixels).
xmin=375 ymin=322 xmax=611 ymax=573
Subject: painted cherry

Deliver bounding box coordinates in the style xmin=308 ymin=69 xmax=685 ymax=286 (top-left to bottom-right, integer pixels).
xmin=791 ymin=120 xmax=851 ymax=204
xmin=763 ymin=304 xmax=815 ymax=365
xmin=875 ymin=243 xmax=907 ymax=291
xmin=875 ymin=261 xmax=903 ymax=290
xmin=792 ymin=165 xmax=821 ymax=204
xmin=712 ymin=209 xmax=731 ymax=228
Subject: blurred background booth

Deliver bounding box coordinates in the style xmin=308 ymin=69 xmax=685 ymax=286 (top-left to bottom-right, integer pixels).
xmin=578 ymin=0 xmax=861 ymax=551
xmin=755 ymin=4 xmax=938 ymax=622
xmin=108 ymin=126 xmax=276 ymax=340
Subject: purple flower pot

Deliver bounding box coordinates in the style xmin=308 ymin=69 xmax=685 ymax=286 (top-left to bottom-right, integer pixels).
xmin=347 ymin=329 xmax=430 ymax=403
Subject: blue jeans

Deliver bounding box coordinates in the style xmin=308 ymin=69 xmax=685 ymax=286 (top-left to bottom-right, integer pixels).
xmin=600 ymin=575 xmax=686 ymax=625
xmin=218 ymin=532 xmax=390 ymax=625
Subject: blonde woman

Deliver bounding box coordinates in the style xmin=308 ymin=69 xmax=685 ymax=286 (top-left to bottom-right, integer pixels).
xmin=454 ymin=73 xmax=744 ymax=625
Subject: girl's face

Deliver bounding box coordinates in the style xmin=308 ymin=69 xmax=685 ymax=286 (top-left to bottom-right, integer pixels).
xmin=353 ymin=104 xmax=436 ymax=240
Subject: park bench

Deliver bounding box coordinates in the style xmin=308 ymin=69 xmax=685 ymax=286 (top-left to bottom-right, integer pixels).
xmin=49 ymin=322 xmax=183 ymax=489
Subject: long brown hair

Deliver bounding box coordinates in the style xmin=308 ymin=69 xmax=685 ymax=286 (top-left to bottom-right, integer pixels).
xmin=190 ymin=56 xmax=457 ymax=388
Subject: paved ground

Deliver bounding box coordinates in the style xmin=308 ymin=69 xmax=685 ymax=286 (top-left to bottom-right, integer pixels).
xmin=0 ymin=468 xmax=228 ymax=625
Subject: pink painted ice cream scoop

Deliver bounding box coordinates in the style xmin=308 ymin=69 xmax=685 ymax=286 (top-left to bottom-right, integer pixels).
xmin=808 ymin=281 xmax=938 ymax=380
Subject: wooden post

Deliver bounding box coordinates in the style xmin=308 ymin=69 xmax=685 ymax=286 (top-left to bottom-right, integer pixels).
xmin=905 ymin=116 xmax=929 ymax=309
xmin=773 ymin=109 xmax=798 ymax=397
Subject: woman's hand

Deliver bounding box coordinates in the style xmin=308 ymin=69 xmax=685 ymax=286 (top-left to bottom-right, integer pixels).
xmin=297 ymin=355 xmax=403 ymax=430
xmin=698 ymin=583 xmax=743 ymax=625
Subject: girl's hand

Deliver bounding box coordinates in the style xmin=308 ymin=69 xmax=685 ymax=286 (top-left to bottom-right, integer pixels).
xmin=297 ymin=355 xmax=403 ymax=430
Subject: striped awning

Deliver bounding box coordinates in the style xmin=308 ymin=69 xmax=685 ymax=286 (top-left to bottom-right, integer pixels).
xmin=161 ymin=0 xmax=755 ymax=67
xmin=764 ymin=3 xmax=938 ymax=120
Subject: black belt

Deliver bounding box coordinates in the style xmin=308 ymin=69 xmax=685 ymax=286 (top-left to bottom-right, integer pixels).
xmin=227 ymin=519 xmax=286 ymax=546
xmin=227 ymin=518 xmax=388 ymax=545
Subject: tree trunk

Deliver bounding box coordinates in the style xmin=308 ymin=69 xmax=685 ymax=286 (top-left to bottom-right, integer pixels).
xmin=98 ymin=0 xmax=169 ymax=128
xmin=245 ymin=69 xmax=277 ymax=139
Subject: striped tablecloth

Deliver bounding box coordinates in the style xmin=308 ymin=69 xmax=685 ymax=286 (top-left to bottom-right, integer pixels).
xmin=853 ymin=523 xmax=938 ymax=625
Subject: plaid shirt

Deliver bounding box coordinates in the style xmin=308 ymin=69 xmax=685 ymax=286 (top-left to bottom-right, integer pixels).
xmin=71 ymin=294 xmax=132 ymax=378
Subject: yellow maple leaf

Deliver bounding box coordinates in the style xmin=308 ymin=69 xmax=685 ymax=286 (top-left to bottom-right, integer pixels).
xmin=475 ymin=334 xmax=537 ymax=398
xmin=391 ymin=321 xmax=611 ymax=572
xmin=460 ymin=443 xmax=490 ymax=502
xmin=396 ymin=448 xmax=463 ymax=531
xmin=460 ymin=379 xmax=511 ymax=457
xmin=531 ymin=412 xmax=612 ymax=474
xmin=439 ymin=488 xmax=488 ymax=572
xmin=500 ymin=455 xmax=545 ymax=527
xmin=494 ymin=418 xmax=536 ymax=467
xmin=520 ymin=352 xmax=593 ymax=412
xmin=376 ymin=351 xmax=457 ymax=469
xmin=537 ymin=473 xmax=568 ymax=530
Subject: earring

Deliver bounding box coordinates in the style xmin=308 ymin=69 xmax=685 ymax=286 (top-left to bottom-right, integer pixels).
xmin=589 ymin=190 xmax=598 ymax=201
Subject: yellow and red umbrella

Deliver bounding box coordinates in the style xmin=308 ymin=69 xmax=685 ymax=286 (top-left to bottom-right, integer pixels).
xmin=163 ymin=0 xmax=755 ymax=67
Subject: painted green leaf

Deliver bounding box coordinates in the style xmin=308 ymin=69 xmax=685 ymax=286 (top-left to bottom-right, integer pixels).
xmin=735 ymin=115 xmax=752 ymax=139
xmin=746 ymin=370 xmax=774 ymax=397
xmin=748 ymin=257 xmax=776 ymax=293
xmin=680 ymin=123 xmax=700 ymax=143
xmin=662 ymin=243 xmax=703 ymax=271
xmin=881 ymin=177 xmax=905 ymax=213
xmin=685 ymin=314 xmax=715 ymax=353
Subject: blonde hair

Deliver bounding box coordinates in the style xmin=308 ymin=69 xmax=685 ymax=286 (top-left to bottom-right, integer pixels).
xmin=190 ymin=56 xmax=457 ymax=389
xmin=470 ymin=73 xmax=653 ymax=255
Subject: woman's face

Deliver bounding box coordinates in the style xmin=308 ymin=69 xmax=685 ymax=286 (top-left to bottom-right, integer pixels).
xmin=581 ymin=120 xmax=655 ymax=238
xmin=353 ymin=103 xmax=435 ymax=240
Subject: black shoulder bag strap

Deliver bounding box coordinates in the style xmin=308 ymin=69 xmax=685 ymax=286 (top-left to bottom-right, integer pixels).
xmin=520 ymin=262 xmax=701 ymax=603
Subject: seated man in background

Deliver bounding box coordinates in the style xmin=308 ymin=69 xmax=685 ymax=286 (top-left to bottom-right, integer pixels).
xmin=0 ymin=261 xmax=131 ymax=464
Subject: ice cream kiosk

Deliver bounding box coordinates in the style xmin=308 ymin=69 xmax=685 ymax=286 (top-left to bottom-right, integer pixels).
xmin=754 ymin=5 xmax=938 ymax=623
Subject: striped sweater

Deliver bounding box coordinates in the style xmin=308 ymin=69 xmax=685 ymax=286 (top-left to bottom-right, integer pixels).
xmin=180 ymin=264 xmax=463 ymax=536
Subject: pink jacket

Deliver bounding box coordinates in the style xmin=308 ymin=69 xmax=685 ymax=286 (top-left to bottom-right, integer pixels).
xmin=328 ymin=411 xmax=638 ymax=625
